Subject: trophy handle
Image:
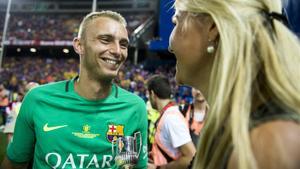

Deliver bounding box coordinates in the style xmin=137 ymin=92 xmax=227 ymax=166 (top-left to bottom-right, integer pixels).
xmin=112 ymin=139 xmax=117 ymax=157
xmin=134 ymin=131 xmax=142 ymax=158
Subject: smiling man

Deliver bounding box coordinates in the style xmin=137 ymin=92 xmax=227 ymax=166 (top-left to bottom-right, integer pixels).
xmin=1 ymin=11 xmax=148 ymax=169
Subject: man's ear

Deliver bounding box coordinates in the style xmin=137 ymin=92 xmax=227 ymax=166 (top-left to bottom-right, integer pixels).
xmin=150 ymin=90 xmax=157 ymax=99
xmin=73 ymin=37 xmax=83 ymax=55
xmin=149 ymin=90 xmax=154 ymax=97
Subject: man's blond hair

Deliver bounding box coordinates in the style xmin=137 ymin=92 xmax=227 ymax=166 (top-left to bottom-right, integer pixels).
xmin=77 ymin=10 xmax=127 ymax=39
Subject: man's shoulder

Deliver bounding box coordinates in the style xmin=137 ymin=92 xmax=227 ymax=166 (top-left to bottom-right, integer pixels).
xmin=161 ymin=105 xmax=185 ymax=121
xmin=26 ymin=80 xmax=68 ymax=98
xmin=165 ymin=105 xmax=182 ymax=114
xmin=34 ymin=80 xmax=67 ymax=90
xmin=116 ymin=85 xmax=145 ymax=104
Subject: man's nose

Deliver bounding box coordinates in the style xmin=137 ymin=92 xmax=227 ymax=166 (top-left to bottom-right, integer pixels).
xmin=109 ymin=43 xmax=122 ymax=56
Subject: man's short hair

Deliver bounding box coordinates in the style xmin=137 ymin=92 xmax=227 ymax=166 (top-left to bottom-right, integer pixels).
xmin=77 ymin=10 xmax=127 ymax=39
xmin=147 ymin=75 xmax=172 ymax=99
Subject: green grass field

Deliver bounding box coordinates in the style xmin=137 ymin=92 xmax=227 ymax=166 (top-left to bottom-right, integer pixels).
xmin=0 ymin=132 xmax=8 ymax=163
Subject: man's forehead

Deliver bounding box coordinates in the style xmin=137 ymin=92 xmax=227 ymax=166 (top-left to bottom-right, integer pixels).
xmin=87 ymin=17 xmax=128 ymax=39
xmin=88 ymin=16 xmax=125 ymax=29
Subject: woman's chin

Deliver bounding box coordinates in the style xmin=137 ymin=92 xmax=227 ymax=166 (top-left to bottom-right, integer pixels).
xmin=175 ymin=73 xmax=188 ymax=86
xmin=175 ymin=72 xmax=198 ymax=89
xmin=175 ymin=73 xmax=182 ymax=84
xmin=176 ymin=65 xmax=192 ymax=86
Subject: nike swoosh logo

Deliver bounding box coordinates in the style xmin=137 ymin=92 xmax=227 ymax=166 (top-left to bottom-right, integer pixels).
xmin=43 ymin=123 xmax=68 ymax=132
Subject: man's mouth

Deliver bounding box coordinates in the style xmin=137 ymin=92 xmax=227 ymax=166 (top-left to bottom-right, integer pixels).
xmin=102 ymin=58 xmax=120 ymax=66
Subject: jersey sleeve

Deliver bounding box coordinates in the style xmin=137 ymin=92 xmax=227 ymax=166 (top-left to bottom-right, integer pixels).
xmin=134 ymin=99 xmax=148 ymax=169
xmin=165 ymin=112 xmax=192 ymax=148
xmin=6 ymin=90 xmax=36 ymax=163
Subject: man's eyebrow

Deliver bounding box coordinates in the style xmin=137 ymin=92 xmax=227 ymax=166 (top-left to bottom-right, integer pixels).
xmin=120 ymin=38 xmax=129 ymax=44
xmin=97 ymin=34 xmax=113 ymax=39
xmin=97 ymin=34 xmax=129 ymax=42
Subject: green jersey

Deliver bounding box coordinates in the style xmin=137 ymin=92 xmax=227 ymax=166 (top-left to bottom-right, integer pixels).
xmin=7 ymin=79 xmax=148 ymax=169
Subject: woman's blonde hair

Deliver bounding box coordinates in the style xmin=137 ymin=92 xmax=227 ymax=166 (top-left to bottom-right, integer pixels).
xmin=174 ymin=0 xmax=300 ymax=169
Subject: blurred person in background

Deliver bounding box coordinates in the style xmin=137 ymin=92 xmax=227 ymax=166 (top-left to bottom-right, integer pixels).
xmin=146 ymin=99 xmax=160 ymax=151
xmin=0 ymin=84 xmax=9 ymax=129
xmin=169 ymin=0 xmax=300 ymax=169
xmin=7 ymin=76 xmax=19 ymax=94
xmin=3 ymin=82 xmax=39 ymax=143
xmin=1 ymin=11 xmax=148 ymax=169
xmin=180 ymin=88 xmax=208 ymax=146
xmin=147 ymin=75 xmax=196 ymax=169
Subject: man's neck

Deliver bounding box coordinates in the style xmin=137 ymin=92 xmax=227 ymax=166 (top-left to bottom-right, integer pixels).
xmin=75 ymin=72 xmax=112 ymax=100
xmin=157 ymin=99 xmax=173 ymax=113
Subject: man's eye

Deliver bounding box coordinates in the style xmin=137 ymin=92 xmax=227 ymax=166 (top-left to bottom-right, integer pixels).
xmin=100 ymin=39 xmax=109 ymax=43
xmin=120 ymin=43 xmax=128 ymax=49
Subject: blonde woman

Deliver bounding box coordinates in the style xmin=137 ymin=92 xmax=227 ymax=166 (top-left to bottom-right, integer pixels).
xmin=168 ymin=0 xmax=300 ymax=169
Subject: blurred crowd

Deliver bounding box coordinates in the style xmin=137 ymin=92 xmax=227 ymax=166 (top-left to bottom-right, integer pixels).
xmin=0 ymin=13 xmax=148 ymax=41
xmin=0 ymin=56 xmax=194 ymax=126
xmin=0 ymin=57 xmax=78 ymax=92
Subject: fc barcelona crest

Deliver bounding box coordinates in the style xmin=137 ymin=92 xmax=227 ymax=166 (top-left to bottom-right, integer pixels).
xmin=106 ymin=124 xmax=124 ymax=142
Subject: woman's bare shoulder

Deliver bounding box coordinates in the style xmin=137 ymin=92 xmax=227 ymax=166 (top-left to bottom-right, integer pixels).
xmin=228 ymin=120 xmax=300 ymax=169
xmin=250 ymin=120 xmax=300 ymax=169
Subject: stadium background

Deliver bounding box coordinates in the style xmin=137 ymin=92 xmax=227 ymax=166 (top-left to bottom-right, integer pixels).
xmin=0 ymin=0 xmax=189 ymax=162
xmin=0 ymin=0 xmax=299 ymax=164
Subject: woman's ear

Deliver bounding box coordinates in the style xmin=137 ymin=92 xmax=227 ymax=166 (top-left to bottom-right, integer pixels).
xmin=208 ymin=19 xmax=219 ymax=42
xmin=73 ymin=37 xmax=83 ymax=55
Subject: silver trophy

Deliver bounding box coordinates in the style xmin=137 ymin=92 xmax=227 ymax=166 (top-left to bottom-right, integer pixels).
xmin=112 ymin=132 xmax=142 ymax=169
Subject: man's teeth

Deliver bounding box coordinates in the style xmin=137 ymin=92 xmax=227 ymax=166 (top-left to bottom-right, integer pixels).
xmin=104 ymin=59 xmax=118 ymax=65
